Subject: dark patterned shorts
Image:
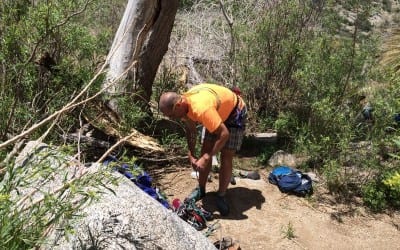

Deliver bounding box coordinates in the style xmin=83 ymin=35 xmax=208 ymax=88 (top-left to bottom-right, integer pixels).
xmin=204 ymin=106 xmax=247 ymax=151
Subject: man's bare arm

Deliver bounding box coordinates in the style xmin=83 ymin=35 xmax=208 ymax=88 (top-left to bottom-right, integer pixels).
xmin=184 ymin=119 xmax=198 ymax=164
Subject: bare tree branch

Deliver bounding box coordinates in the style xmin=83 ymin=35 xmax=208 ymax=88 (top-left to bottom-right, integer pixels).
xmin=219 ymin=0 xmax=233 ymax=26
xmin=219 ymin=0 xmax=236 ymax=85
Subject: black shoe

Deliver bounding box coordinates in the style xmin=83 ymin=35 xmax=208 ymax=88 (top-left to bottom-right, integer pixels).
xmin=230 ymin=176 xmax=236 ymax=185
xmin=239 ymin=170 xmax=260 ymax=180
xmin=187 ymin=186 xmax=205 ymax=202
xmin=216 ymin=195 xmax=230 ymax=216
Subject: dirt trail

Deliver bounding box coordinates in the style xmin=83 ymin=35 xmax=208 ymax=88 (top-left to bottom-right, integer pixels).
xmin=156 ymin=166 xmax=400 ymax=250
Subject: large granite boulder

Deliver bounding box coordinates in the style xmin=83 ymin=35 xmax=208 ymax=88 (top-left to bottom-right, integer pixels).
xmin=12 ymin=141 xmax=215 ymax=250
xmin=47 ymin=173 xmax=216 ymax=250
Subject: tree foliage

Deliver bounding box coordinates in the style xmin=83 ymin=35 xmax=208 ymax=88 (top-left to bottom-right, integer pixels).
xmin=0 ymin=0 xmax=114 ymax=143
xmin=0 ymin=1 xmax=126 ymax=248
xmin=209 ymin=0 xmax=400 ymax=209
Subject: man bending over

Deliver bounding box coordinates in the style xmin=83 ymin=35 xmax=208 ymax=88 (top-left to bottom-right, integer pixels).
xmin=158 ymin=83 xmax=246 ymax=216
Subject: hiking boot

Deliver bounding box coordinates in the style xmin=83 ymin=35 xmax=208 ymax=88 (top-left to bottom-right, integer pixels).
xmin=216 ymin=195 xmax=230 ymax=216
xmin=187 ymin=186 xmax=205 ymax=202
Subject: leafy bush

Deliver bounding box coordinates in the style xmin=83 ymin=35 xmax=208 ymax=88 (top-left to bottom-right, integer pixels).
xmin=236 ymin=0 xmax=316 ymax=124
xmin=273 ymin=112 xmax=299 ymax=139
xmin=206 ymin=0 xmax=400 ymax=210
xmin=361 ymin=138 xmax=400 ymax=211
xmin=117 ymin=95 xmax=148 ymax=134
xmin=363 ymin=170 xmax=400 ymax=211
xmin=159 ymin=129 xmax=187 ymax=154
xmin=323 ymin=160 xmax=344 ymax=194
xmin=256 ymin=144 xmax=278 ymax=165
xmin=383 ymin=171 xmax=400 ymax=207
xmin=0 ymin=0 xmax=113 ymax=142
xmin=362 ymin=180 xmax=388 ymax=212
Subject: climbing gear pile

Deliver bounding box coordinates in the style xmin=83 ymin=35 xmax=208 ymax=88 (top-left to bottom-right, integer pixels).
xmin=172 ymin=198 xmax=213 ymax=231
xmin=186 ymin=186 xmax=206 ymax=202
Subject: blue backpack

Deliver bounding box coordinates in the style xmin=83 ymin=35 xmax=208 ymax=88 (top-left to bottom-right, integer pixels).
xmin=268 ymin=166 xmax=313 ymax=197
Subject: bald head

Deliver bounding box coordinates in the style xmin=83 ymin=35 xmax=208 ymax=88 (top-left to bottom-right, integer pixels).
xmin=159 ymin=92 xmax=180 ymax=114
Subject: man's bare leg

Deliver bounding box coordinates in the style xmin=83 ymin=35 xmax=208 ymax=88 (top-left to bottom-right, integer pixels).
xmin=215 ymin=148 xmax=235 ymax=216
xmin=219 ymin=148 xmax=235 ymax=194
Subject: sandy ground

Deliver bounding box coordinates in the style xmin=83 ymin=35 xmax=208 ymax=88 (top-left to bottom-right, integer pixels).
xmin=153 ymin=163 xmax=400 ymax=250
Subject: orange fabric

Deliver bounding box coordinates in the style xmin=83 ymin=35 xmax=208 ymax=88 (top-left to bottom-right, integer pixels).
xmin=184 ymin=83 xmax=238 ymax=133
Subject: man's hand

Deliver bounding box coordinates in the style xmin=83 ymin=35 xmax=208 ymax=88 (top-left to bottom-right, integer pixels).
xmin=195 ymin=153 xmax=211 ymax=171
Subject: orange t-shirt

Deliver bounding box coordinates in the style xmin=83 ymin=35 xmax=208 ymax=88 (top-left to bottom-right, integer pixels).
xmin=184 ymin=83 xmax=238 ymax=133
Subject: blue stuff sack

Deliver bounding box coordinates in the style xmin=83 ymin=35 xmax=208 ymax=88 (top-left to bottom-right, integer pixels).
xmin=268 ymin=166 xmax=313 ymax=197
xmin=268 ymin=166 xmax=293 ymax=185
xmin=277 ymin=172 xmax=302 ymax=193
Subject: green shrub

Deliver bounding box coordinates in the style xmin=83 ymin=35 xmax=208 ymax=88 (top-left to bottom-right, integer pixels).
xmin=362 ymin=170 xmax=400 ymax=211
xmin=0 ymin=0 xmax=113 ymax=142
xmin=323 ymin=160 xmax=344 ymax=194
xmin=117 ymin=95 xmax=148 ymax=134
xmin=383 ymin=171 xmax=400 ymax=208
xmin=256 ymin=144 xmax=278 ymax=165
xmin=273 ymin=112 xmax=298 ymax=139
xmin=362 ymin=181 xmax=388 ymax=212
xmin=159 ymin=129 xmax=187 ymax=154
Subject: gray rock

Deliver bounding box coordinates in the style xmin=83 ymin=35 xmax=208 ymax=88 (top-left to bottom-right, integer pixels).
xmin=12 ymin=141 xmax=215 ymax=250
xmin=46 ymin=174 xmax=216 ymax=250
xmin=268 ymin=150 xmax=297 ymax=168
xmin=304 ymin=172 xmax=320 ymax=183
xmin=8 ymin=141 xmax=91 ymax=207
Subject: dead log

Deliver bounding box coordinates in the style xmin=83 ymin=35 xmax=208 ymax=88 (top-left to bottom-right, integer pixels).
xmin=83 ymin=100 xmax=164 ymax=157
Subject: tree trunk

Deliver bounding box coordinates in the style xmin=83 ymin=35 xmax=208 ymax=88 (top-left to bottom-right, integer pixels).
xmin=103 ymin=0 xmax=179 ymax=112
xmin=85 ymin=0 xmax=178 ymax=156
